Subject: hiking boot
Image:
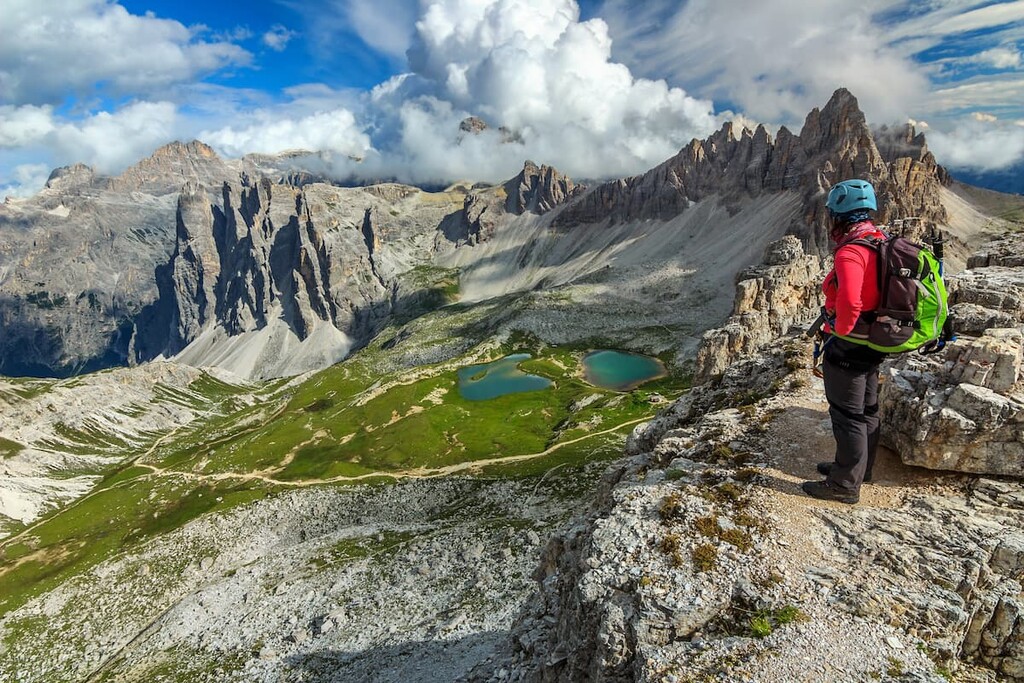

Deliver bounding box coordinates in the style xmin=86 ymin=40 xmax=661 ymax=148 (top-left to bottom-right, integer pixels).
xmin=816 ymin=462 xmax=872 ymax=483
xmin=801 ymin=479 xmax=859 ymax=504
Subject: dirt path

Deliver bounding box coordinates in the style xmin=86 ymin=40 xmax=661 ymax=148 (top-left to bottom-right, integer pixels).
xmin=127 ymin=414 xmax=656 ymax=488
xmin=751 ymin=378 xmax=963 ymax=570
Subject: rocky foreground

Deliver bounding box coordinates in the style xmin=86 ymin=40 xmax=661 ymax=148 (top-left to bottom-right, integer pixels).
xmin=469 ymin=232 xmax=1024 ymax=682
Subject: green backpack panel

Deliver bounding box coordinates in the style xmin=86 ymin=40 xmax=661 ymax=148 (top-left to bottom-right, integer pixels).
xmin=837 ymin=236 xmax=950 ymax=354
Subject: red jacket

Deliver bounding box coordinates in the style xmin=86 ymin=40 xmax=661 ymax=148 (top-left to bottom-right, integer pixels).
xmin=822 ymin=222 xmax=885 ymax=336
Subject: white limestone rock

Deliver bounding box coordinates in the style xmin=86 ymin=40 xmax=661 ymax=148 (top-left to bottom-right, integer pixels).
xmin=881 ymin=328 xmax=1024 ymax=476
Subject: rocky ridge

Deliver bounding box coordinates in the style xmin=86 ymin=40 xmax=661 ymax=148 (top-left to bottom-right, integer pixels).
xmin=877 ymin=230 xmax=1024 ymax=477
xmin=553 ymin=89 xmax=949 ymax=254
xmin=693 ymin=236 xmax=823 ymax=384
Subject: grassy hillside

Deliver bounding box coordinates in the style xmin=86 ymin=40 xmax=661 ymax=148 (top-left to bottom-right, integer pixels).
xmin=0 ymin=319 xmax=687 ymax=619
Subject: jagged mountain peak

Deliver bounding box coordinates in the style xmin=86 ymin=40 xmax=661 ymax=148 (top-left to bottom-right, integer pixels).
xmin=504 ymin=160 xmax=581 ymax=215
xmin=799 ymin=87 xmax=876 ymax=159
xmin=553 ymin=87 xmax=949 ymax=248
xmin=108 ymin=139 xmax=231 ymax=195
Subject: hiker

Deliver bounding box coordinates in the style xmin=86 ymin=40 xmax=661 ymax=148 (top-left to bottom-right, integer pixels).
xmin=802 ymin=179 xmax=887 ymax=505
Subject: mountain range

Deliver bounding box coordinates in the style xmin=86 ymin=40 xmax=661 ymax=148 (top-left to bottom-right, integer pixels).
xmin=0 ymin=88 xmax=973 ymax=380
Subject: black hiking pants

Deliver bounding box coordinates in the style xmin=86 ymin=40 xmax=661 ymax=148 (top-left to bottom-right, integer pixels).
xmin=822 ymin=340 xmax=884 ymax=492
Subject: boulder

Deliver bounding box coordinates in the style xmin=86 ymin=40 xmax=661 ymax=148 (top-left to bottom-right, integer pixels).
xmin=881 ymin=328 xmax=1024 ymax=476
xmin=949 ymin=267 xmax=1024 ymax=335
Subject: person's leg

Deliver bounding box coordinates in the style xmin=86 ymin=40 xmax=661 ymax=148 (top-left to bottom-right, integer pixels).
xmin=822 ymin=357 xmax=870 ymax=491
xmin=864 ymin=369 xmax=880 ymax=480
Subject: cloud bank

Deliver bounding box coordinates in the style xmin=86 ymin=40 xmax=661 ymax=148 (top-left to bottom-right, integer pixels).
xmin=926 ymin=117 xmax=1024 ymax=170
xmin=598 ymin=0 xmax=933 ymax=125
xmin=1 ymin=101 xmax=178 ymax=173
xmin=280 ymin=0 xmax=717 ymax=185
xmin=3 ymin=0 xmax=719 ymax=194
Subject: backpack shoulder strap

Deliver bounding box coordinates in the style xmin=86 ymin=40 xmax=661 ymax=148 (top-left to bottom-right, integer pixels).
xmin=840 ymin=235 xmax=888 ymax=306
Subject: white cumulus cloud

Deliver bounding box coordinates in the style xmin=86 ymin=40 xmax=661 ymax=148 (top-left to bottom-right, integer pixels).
xmin=0 ymin=106 xmax=57 ymax=148
xmin=0 ymin=101 xmax=179 ymax=175
xmin=0 ymin=163 xmax=52 ymax=199
xmin=201 ymin=109 xmax=371 ymax=158
xmin=0 ymin=0 xmax=251 ymax=105
xmin=598 ymin=0 xmax=931 ymax=126
xmin=263 ymin=25 xmax=297 ymax=52
xmin=346 ymin=0 xmax=718 ymax=184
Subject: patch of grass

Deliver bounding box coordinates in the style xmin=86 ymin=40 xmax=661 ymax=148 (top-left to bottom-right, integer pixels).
xmin=0 ymin=477 xmax=267 ymax=618
xmin=734 ymin=468 xmax=760 ymax=483
xmin=732 ymin=512 xmax=759 ymax=528
xmin=750 ymin=615 xmax=773 ymax=638
xmin=660 ymin=532 xmax=685 ymax=567
xmin=720 ymin=528 xmax=753 ymax=552
xmin=664 ymin=468 xmax=688 ymax=482
xmin=694 ymin=515 xmax=720 ymax=537
xmin=747 ymin=605 xmax=807 ymax=638
xmin=0 ymin=436 xmax=24 ymax=458
xmin=659 ymin=492 xmax=686 ymax=522
xmin=711 ymin=443 xmax=734 ymax=461
xmin=704 ymin=481 xmax=745 ymax=506
xmin=774 ymin=605 xmax=804 ymax=624
xmin=887 ymin=657 xmax=904 ymax=677
xmin=691 ymin=543 xmax=717 ymax=572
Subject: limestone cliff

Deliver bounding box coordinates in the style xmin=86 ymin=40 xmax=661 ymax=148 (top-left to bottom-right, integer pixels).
xmin=694 ymin=236 xmax=822 ymax=384
xmin=131 ymin=177 xmax=475 ymax=377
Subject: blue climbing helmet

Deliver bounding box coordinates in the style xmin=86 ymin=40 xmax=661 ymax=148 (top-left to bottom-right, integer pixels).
xmin=826 ymin=179 xmax=877 ymax=215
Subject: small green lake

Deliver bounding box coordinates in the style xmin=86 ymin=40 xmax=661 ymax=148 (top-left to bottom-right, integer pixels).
xmin=457 ymin=354 xmax=553 ymax=401
xmin=582 ymin=350 xmax=666 ymax=391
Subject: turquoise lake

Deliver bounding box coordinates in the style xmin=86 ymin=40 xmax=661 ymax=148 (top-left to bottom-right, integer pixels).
xmin=582 ymin=350 xmax=666 ymax=391
xmin=457 ymin=354 xmax=553 ymax=401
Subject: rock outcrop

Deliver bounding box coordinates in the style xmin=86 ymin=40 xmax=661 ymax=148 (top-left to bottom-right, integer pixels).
xmin=483 ymin=343 xmax=1024 ymax=682
xmin=946 ymin=233 xmax=1024 ymax=335
xmin=880 ymin=327 xmax=1024 ymax=476
xmin=694 ymin=236 xmax=822 ymax=384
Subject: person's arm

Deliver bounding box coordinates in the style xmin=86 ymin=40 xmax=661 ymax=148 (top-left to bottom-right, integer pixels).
xmin=821 ymin=269 xmax=838 ymax=334
xmin=833 ymin=246 xmax=869 ymax=336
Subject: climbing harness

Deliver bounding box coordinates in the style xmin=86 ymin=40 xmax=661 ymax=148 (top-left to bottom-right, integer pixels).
xmin=806 ymin=306 xmax=836 ymax=378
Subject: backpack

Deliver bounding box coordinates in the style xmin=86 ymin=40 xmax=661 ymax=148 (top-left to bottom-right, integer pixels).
xmin=836 ymin=234 xmax=952 ymax=354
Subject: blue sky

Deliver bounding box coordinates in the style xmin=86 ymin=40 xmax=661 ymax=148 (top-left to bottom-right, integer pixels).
xmin=2 ymin=0 xmax=1023 ymax=198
